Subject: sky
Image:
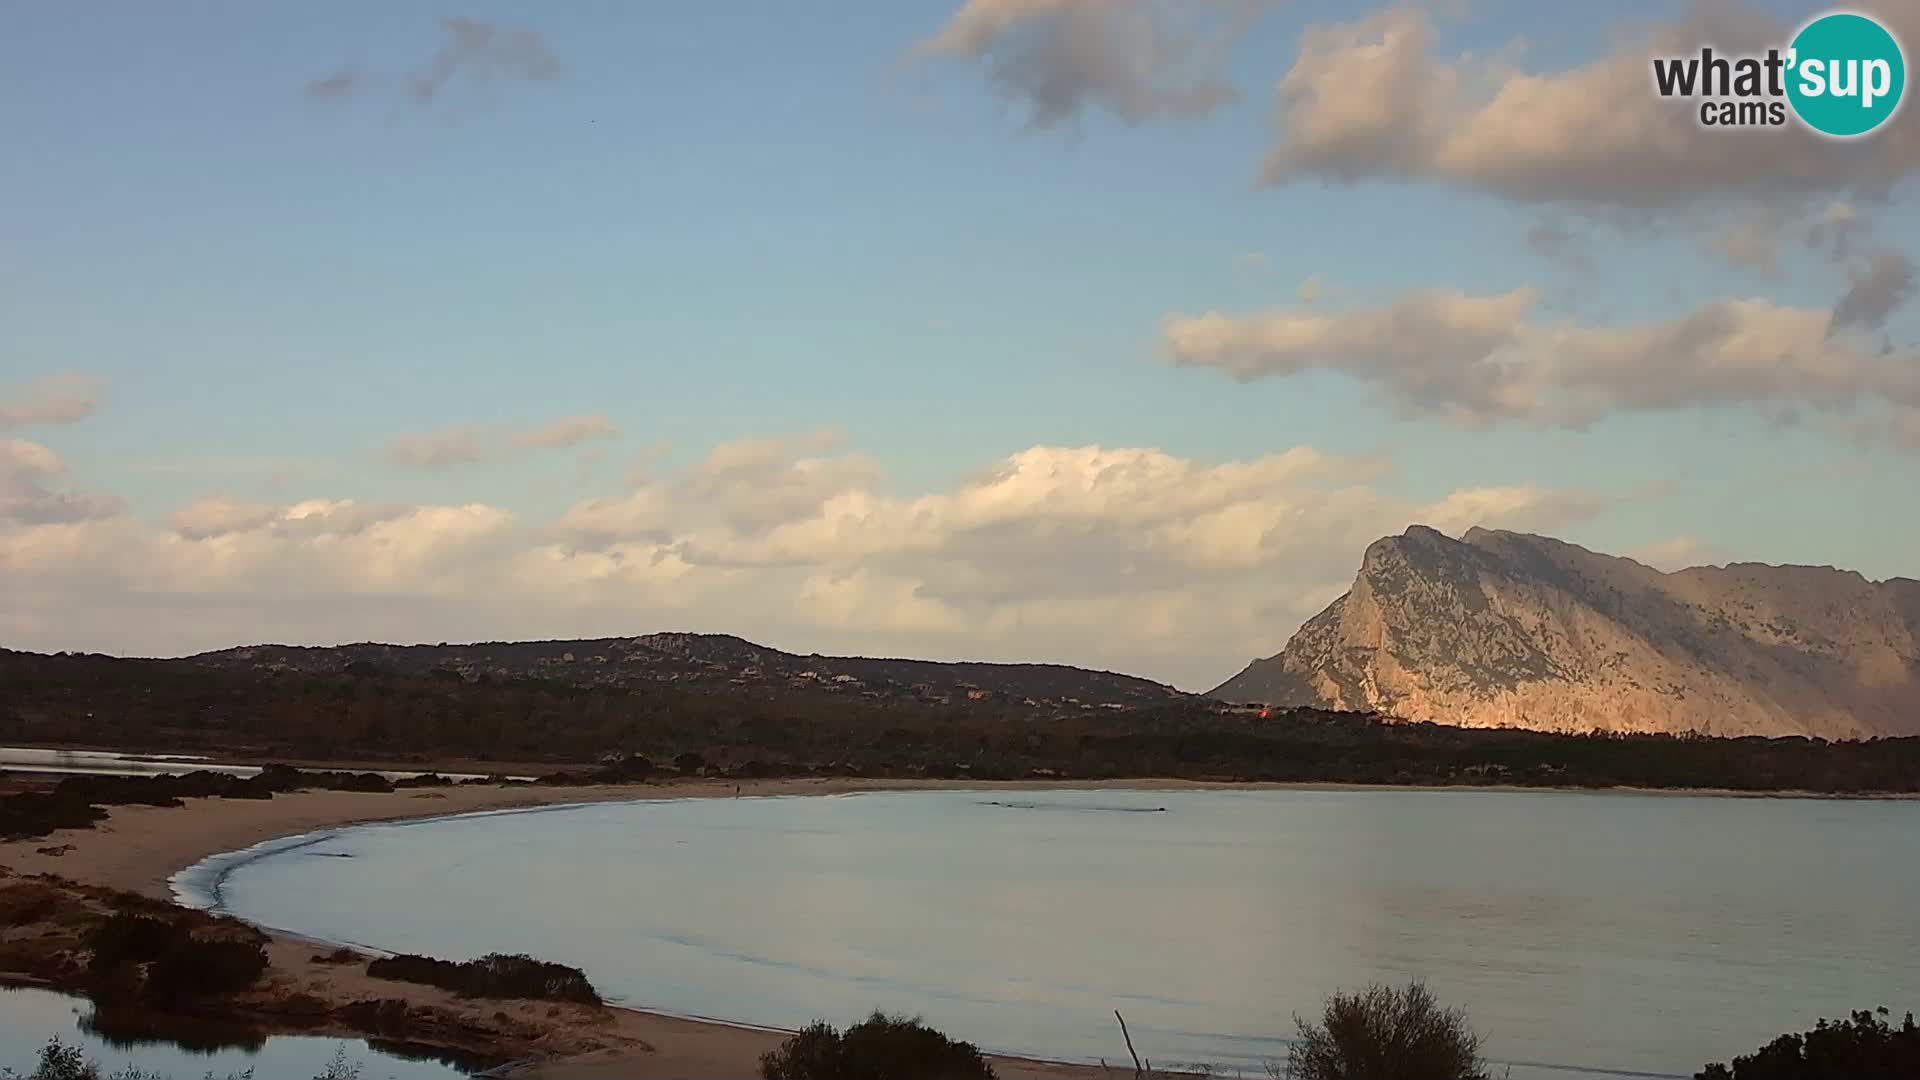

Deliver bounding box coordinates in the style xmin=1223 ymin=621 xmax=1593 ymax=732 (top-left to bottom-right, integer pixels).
xmin=2 ymin=0 xmax=1917 ymax=691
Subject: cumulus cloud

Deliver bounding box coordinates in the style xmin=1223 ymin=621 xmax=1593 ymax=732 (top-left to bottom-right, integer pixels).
xmin=167 ymin=495 xmax=286 ymax=541
xmin=0 ymin=434 xmax=1634 ymax=688
xmin=1 ymin=374 xmax=105 ymax=430
xmin=550 ymin=487 xmax=675 ymax=549
xmin=308 ymin=17 xmax=560 ymax=105
xmin=1258 ymin=4 xmax=1920 ymax=207
xmin=0 ymin=439 xmax=123 ymax=526
xmin=912 ymin=0 xmax=1267 ymax=128
xmin=685 ymin=429 xmax=881 ymax=533
xmin=1163 ymin=285 xmax=1920 ymax=438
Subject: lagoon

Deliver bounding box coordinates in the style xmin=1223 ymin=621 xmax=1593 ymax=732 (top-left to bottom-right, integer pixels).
xmin=180 ymin=788 xmax=1920 ymax=1079
xmin=0 ymin=986 xmax=489 ymax=1078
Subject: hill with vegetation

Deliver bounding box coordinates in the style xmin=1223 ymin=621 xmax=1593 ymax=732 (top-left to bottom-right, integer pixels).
xmin=3 ymin=647 xmax=1917 ymax=794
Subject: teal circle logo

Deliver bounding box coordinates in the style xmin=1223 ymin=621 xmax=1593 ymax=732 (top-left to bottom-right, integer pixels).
xmin=1787 ymin=12 xmax=1905 ymax=137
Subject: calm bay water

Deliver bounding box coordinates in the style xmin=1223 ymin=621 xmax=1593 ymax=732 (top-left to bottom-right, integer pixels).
xmin=179 ymin=788 xmax=1920 ymax=1079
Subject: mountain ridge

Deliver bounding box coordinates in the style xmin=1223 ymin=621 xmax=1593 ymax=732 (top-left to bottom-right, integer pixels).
xmin=191 ymin=633 xmax=1191 ymax=709
xmin=1211 ymin=527 xmax=1920 ymax=739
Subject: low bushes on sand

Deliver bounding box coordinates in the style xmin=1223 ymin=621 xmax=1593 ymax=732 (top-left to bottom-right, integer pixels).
xmin=142 ymin=937 xmax=269 ymax=1005
xmin=365 ymin=952 xmax=600 ymax=1005
xmin=82 ymin=910 xmax=268 ymax=1005
xmin=84 ymin=913 xmax=177 ymax=973
xmin=0 ymin=795 xmax=110 ymax=842
xmin=0 ymin=768 xmax=404 ymax=842
xmin=1696 ymin=1007 xmax=1920 ymax=1079
xmin=760 ymin=1013 xmax=997 ymax=1080
xmin=0 ymin=881 xmax=67 ymax=927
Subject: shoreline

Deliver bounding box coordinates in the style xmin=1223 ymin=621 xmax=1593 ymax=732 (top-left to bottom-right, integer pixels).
xmin=2 ymin=774 xmax=1912 ymax=1078
xmin=1 ymin=777 xmax=1196 ymax=1080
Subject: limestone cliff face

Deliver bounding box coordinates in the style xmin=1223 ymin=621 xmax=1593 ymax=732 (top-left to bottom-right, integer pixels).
xmin=1211 ymin=526 xmax=1920 ymax=738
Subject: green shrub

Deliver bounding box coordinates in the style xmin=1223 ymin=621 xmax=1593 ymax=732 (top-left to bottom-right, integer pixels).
xmin=760 ymin=1013 xmax=997 ymax=1080
xmin=1280 ymin=981 xmax=1488 ymax=1080
xmin=1696 ymin=1007 xmax=1920 ymax=1079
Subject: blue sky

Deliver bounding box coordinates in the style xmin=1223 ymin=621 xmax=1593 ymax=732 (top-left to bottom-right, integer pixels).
xmin=1 ymin=1 xmax=1915 ymax=686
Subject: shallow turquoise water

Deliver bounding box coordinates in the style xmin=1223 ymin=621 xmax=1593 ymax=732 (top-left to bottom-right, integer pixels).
xmin=180 ymin=787 xmax=1920 ymax=1079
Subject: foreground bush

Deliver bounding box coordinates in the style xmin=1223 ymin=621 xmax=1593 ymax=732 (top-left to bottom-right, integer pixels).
xmin=1281 ymin=981 xmax=1488 ymax=1080
xmin=1696 ymin=1007 xmax=1920 ymax=1079
xmin=142 ymin=937 xmax=269 ymax=1005
xmin=366 ymin=951 xmax=600 ymax=1004
xmin=760 ymin=1012 xmax=997 ymax=1080
xmin=83 ymin=911 xmax=268 ymax=1004
xmin=85 ymin=914 xmax=177 ymax=973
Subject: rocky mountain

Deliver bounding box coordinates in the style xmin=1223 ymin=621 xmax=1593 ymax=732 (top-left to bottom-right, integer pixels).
xmin=193 ymin=633 xmax=1189 ymax=711
xmin=1211 ymin=527 xmax=1920 ymax=739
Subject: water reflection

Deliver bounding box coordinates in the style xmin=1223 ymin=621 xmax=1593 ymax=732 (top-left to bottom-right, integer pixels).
xmin=0 ymin=746 xmax=524 ymax=782
xmin=82 ymin=1001 xmax=268 ymax=1054
xmin=0 ymin=987 xmax=499 ymax=1079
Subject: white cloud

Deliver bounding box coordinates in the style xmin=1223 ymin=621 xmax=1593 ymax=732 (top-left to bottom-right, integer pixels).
xmin=167 ymin=495 xmax=286 ymax=541
xmin=0 ymin=374 xmax=106 ymax=430
xmin=0 ymin=439 xmax=122 ymax=526
xmin=1164 ymin=285 xmax=1920 ymax=439
xmin=0 ymin=435 xmax=1631 ymax=689
xmin=913 ymin=0 xmax=1266 ymax=128
xmin=1258 ymin=4 xmax=1920 ymax=207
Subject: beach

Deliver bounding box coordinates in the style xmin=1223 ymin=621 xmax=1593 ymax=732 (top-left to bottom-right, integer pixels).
xmin=7 ymin=772 xmax=1913 ymax=1079
xmin=0 ymin=777 xmax=1175 ymax=1080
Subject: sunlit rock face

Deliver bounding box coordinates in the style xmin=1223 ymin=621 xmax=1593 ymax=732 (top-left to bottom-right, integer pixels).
xmin=1212 ymin=527 xmax=1920 ymax=739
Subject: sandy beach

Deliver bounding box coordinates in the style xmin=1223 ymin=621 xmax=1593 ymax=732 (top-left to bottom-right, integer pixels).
xmin=0 ymin=776 xmax=1193 ymax=1080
